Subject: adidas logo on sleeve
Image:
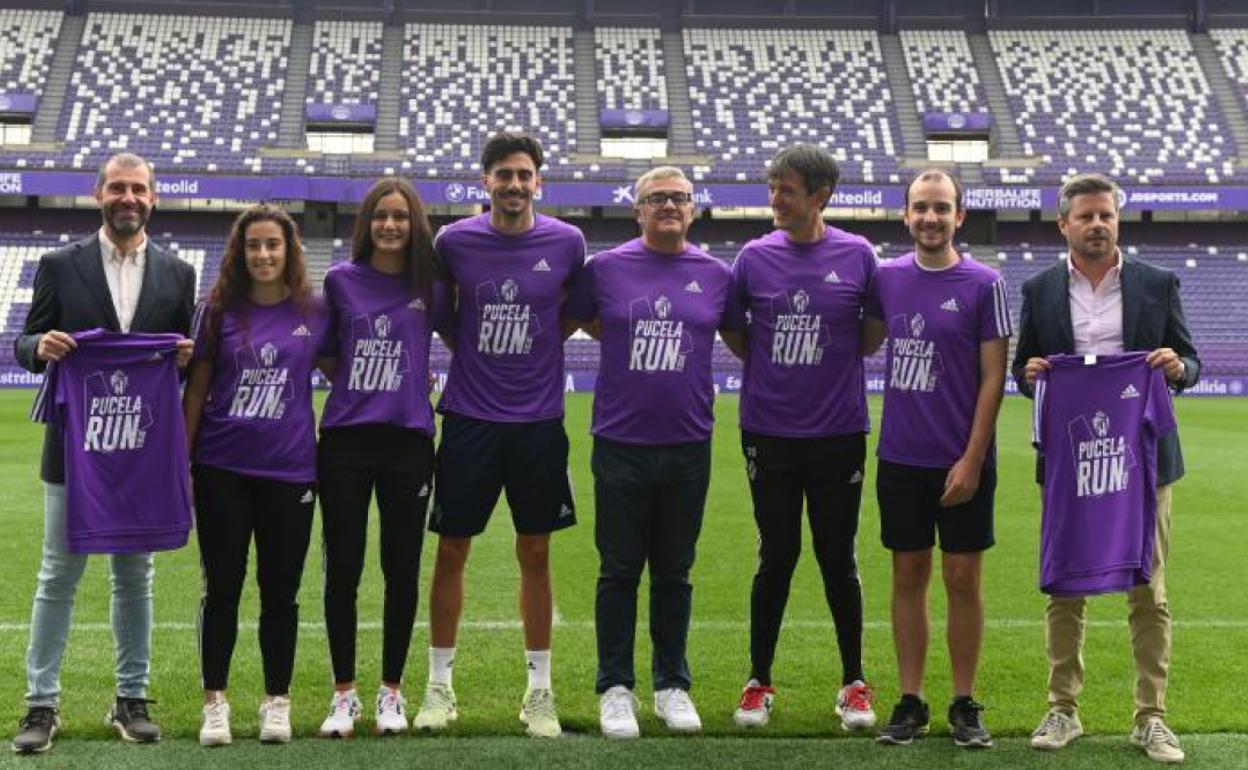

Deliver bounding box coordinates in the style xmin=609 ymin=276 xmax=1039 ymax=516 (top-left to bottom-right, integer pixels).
xmin=940 ymin=298 xmax=960 ymax=312
xmin=1121 ymin=383 xmax=1140 ymax=399
xmin=292 ymin=324 xmax=311 ymax=337
xmin=684 ymin=280 xmax=702 ymax=293
xmin=532 ymin=258 xmax=551 ymax=272
xmin=823 ymin=271 xmax=841 ymax=283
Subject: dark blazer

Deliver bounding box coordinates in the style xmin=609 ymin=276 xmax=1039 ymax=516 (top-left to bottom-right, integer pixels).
xmin=15 ymin=233 xmax=197 ymax=483
xmin=1011 ymin=255 xmax=1200 ymax=486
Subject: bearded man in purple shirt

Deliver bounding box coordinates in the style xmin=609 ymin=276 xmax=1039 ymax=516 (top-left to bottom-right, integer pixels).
xmin=566 ymin=167 xmax=745 ymax=739
xmin=862 ymin=169 xmax=1010 ymax=750
xmin=416 ymin=133 xmax=585 ymax=738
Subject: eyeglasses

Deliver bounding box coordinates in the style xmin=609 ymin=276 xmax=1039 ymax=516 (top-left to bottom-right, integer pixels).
xmin=640 ymin=191 xmax=693 ymax=207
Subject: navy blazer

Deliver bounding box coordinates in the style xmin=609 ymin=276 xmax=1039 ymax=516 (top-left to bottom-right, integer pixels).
xmin=1010 ymin=255 xmax=1200 ymax=486
xmin=15 ymin=233 xmax=197 ymax=484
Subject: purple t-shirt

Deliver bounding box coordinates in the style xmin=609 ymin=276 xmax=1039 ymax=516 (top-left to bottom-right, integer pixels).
xmin=434 ymin=213 xmax=586 ymax=422
xmin=320 ymin=259 xmax=445 ymax=434
xmin=191 ymin=297 xmax=329 ymax=483
xmin=733 ymin=227 xmax=876 ymax=438
xmin=866 ymin=252 xmax=1012 ymax=468
xmin=32 ymin=329 xmax=191 ymax=554
xmin=1033 ymin=352 xmax=1176 ymax=597
xmin=567 ymin=238 xmax=743 ymax=445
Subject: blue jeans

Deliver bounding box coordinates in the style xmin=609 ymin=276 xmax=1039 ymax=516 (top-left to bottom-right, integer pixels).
xmin=25 ymin=483 xmax=153 ymax=706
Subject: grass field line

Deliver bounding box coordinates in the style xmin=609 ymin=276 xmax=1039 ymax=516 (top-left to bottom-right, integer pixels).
xmin=3 ymin=617 xmax=1247 ymax=633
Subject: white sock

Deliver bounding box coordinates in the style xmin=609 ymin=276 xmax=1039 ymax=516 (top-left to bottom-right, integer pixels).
xmin=429 ymin=647 xmax=455 ymax=688
xmin=526 ymin=649 xmax=552 ymax=691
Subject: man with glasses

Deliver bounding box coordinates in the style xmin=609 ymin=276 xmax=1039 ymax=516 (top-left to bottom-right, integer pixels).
xmin=566 ymin=167 xmax=744 ymax=739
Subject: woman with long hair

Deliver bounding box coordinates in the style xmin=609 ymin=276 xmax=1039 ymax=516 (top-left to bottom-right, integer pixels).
xmin=183 ymin=203 xmax=328 ymax=745
xmin=315 ymin=178 xmax=443 ymax=737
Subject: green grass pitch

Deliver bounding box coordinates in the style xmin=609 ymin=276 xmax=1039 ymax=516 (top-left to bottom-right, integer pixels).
xmin=0 ymin=390 xmax=1244 ymax=768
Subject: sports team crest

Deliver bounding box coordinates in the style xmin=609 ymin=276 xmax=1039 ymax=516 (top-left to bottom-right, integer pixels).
xmin=910 ymin=313 xmax=926 ymax=338
xmin=374 ymin=314 xmax=392 ymax=339
xmin=793 ymin=289 xmax=810 ymax=314
xmin=655 ymin=295 xmax=672 ymax=320
xmin=501 ymin=278 xmax=520 ymax=303
xmin=110 ymin=370 xmax=128 ymax=395
xmin=260 ymin=342 xmax=278 ymax=367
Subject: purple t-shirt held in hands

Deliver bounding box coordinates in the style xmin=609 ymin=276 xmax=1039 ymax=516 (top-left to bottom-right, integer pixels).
xmin=33 ymin=329 xmax=192 ymax=554
xmin=567 ymin=238 xmax=743 ymax=445
xmin=435 ymin=213 xmax=586 ymax=422
xmin=1033 ymin=352 xmax=1176 ymax=597
xmin=733 ymin=227 xmax=877 ymax=438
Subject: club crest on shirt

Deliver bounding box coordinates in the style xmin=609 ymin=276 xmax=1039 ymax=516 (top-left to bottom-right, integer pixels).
xmin=260 ymin=342 xmax=278 ymax=367
xmin=1092 ymin=410 xmax=1110 ymax=438
xmin=655 ymin=295 xmax=672 ymax=320
xmin=110 ymin=370 xmax=128 ymax=396
xmin=793 ymin=289 xmax=810 ymax=314
xmin=501 ymin=278 xmax=520 ymax=303
xmin=374 ymin=314 xmax=392 ymax=339
xmin=910 ymin=313 xmax=926 ymax=338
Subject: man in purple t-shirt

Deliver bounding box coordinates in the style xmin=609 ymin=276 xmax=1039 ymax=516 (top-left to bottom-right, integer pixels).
xmin=416 ymin=133 xmax=585 ymax=738
xmin=728 ymin=145 xmax=877 ymax=732
xmin=566 ymin=166 xmax=744 ymax=740
xmin=862 ymin=169 xmax=1010 ymax=749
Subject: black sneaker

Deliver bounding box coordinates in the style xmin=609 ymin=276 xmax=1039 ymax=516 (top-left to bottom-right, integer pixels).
xmin=949 ymin=696 xmax=993 ymax=748
xmin=107 ymin=697 xmax=161 ymax=743
xmin=12 ymin=706 xmax=59 ymax=754
xmin=875 ymin=695 xmax=930 ymax=745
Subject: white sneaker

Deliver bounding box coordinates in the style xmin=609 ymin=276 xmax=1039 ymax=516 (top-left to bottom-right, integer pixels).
xmin=259 ymin=696 xmax=292 ymax=744
xmin=519 ymin=688 xmax=562 ymax=738
xmin=412 ymin=683 xmax=458 ymax=731
xmin=318 ymin=689 xmax=362 ymax=738
xmin=654 ymin=688 xmax=702 ymax=733
xmin=1030 ymin=708 xmax=1083 ymax=750
xmin=1131 ymin=717 xmax=1185 ymax=764
xmin=375 ymin=686 xmax=408 ymax=735
xmin=835 ymin=680 xmax=877 ymax=731
xmin=199 ymin=699 xmax=232 ymax=746
xmin=599 ymin=686 xmax=640 ymax=740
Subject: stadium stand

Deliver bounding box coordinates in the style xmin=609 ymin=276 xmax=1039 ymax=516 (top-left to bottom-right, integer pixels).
xmin=989 ymin=29 xmax=1238 ymax=185
xmin=0 ymin=9 xmax=63 ymax=97
xmin=682 ymin=28 xmax=901 ymax=185
xmin=307 ymin=20 xmax=383 ymax=107
xmin=899 ymin=30 xmax=989 ymax=116
xmin=594 ymin=27 xmax=667 ymax=113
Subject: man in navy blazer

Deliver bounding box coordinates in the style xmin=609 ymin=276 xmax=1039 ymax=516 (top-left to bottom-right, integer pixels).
xmin=12 ymin=153 xmax=195 ymax=754
xmin=1012 ymin=173 xmax=1198 ymax=764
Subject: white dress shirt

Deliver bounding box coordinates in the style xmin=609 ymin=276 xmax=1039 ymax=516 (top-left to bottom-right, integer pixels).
xmin=98 ymin=227 xmax=147 ymax=333
xmin=1067 ymin=249 xmax=1123 ymax=356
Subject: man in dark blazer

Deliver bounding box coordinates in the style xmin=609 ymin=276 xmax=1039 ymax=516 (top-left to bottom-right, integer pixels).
xmin=1012 ymin=173 xmax=1198 ymax=765
xmin=11 ymin=153 xmax=195 ymax=754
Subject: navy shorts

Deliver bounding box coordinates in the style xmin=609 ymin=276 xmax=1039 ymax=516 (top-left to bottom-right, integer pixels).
xmin=432 ymin=412 xmax=576 ymax=537
xmin=876 ymin=459 xmax=996 ymax=553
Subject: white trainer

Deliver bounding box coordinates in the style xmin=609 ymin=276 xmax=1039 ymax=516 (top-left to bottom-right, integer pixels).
xmin=199 ymin=699 xmax=232 ymax=747
xmin=599 ymin=686 xmax=640 ymax=740
xmin=375 ymin=686 xmax=408 ymax=735
xmin=318 ymin=689 xmax=362 ymax=738
xmin=835 ymin=680 xmax=877 ymax=731
xmin=1030 ymin=708 xmax=1083 ymax=750
xmin=654 ymin=688 xmax=702 ymax=733
xmin=259 ymin=695 xmax=292 ymax=744
xmin=519 ymin=688 xmax=562 ymax=738
xmin=1131 ymin=717 xmax=1185 ymax=764
xmin=412 ymin=683 xmax=458 ymax=731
